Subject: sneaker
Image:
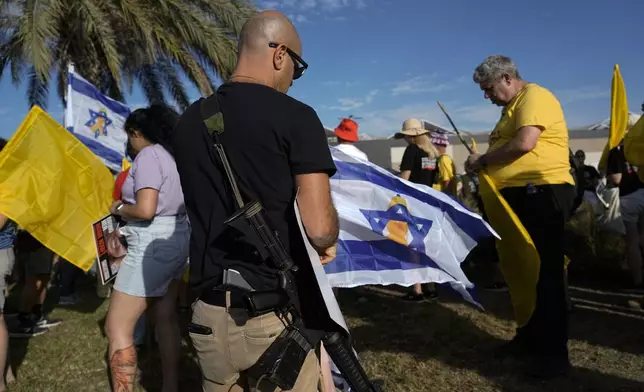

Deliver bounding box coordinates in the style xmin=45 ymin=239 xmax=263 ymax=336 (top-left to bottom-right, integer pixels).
xmin=58 ymin=295 xmax=78 ymax=306
xmin=2 ymin=305 xmax=18 ymax=318
xmin=9 ymin=322 xmax=48 ymax=338
xmin=424 ymin=290 xmax=439 ymax=301
xmin=35 ymin=315 xmax=62 ymax=329
xmin=402 ymin=292 xmax=424 ymax=302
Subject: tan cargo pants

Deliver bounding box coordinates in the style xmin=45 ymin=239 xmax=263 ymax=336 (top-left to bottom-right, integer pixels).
xmin=189 ymin=295 xmax=320 ymax=392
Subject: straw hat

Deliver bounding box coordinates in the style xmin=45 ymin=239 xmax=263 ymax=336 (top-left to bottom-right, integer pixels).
xmin=394 ymin=118 xmax=429 ymax=139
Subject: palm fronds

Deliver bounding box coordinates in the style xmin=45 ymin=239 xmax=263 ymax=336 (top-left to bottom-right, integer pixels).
xmin=0 ymin=0 xmax=256 ymax=108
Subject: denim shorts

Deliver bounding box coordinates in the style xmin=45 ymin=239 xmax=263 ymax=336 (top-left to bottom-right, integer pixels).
xmin=113 ymin=215 xmax=190 ymax=298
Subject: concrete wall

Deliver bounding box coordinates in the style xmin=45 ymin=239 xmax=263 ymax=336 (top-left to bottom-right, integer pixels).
xmin=441 ymin=133 xmax=608 ymax=173
xmin=338 ymin=130 xmax=608 ymax=173
xmin=330 ymin=129 xmax=609 ymax=174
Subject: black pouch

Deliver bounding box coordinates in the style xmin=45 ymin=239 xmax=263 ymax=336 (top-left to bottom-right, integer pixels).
xmin=247 ymin=324 xmax=312 ymax=390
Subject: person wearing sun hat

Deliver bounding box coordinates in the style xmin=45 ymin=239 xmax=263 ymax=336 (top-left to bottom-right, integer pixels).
xmin=395 ymin=118 xmax=454 ymax=301
xmin=333 ymin=117 xmax=369 ymax=161
xmin=395 ymin=119 xmax=455 ymax=195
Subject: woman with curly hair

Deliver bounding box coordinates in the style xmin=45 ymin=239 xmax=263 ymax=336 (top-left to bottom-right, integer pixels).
xmin=104 ymin=104 xmax=189 ymax=392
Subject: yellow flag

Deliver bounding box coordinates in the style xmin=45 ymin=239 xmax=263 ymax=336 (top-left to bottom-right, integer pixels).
xmin=0 ymin=107 xmax=113 ymax=271
xmin=478 ymin=172 xmax=539 ymax=327
xmin=598 ymin=64 xmax=628 ymax=171
xmin=624 ymin=114 xmax=644 ymax=167
xmin=479 ymin=172 xmax=573 ymax=326
xmin=121 ymin=157 xmax=131 ymax=172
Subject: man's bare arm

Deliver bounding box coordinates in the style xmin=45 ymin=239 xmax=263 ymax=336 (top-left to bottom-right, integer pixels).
xmin=296 ymin=173 xmax=339 ymax=251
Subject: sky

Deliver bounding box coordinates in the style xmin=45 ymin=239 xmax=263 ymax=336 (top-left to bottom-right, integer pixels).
xmin=1 ymin=0 xmax=643 ymax=139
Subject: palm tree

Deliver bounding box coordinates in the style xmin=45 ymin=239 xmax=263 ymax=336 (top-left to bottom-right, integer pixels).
xmin=0 ymin=0 xmax=256 ymax=110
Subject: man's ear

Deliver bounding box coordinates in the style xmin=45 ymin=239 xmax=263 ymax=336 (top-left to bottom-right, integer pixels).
xmin=273 ymin=45 xmax=287 ymax=71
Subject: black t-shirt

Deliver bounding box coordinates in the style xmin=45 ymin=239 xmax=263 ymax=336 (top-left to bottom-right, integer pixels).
xmin=171 ymin=82 xmax=336 ymax=295
xmin=607 ymin=146 xmax=644 ymax=196
xmin=399 ymin=144 xmax=438 ymax=187
xmin=582 ymin=165 xmax=600 ymax=191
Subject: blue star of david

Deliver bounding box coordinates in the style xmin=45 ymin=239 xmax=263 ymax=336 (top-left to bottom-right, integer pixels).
xmin=360 ymin=200 xmax=433 ymax=253
xmin=85 ymin=109 xmax=113 ymax=138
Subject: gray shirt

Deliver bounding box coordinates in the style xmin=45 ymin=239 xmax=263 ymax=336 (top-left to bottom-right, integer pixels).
xmin=122 ymin=144 xmax=185 ymax=217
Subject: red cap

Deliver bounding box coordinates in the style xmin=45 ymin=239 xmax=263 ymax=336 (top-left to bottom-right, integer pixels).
xmin=334 ymin=118 xmax=359 ymax=142
xmin=113 ymin=169 xmax=130 ymax=201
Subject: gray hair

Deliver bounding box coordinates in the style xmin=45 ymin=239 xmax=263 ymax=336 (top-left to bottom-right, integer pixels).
xmin=473 ymin=55 xmax=521 ymax=85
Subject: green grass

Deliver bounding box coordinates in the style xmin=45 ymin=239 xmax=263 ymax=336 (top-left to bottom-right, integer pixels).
xmin=5 ymin=279 xmax=644 ymax=392
xmin=5 ymin=200 xmax=643 ymax=391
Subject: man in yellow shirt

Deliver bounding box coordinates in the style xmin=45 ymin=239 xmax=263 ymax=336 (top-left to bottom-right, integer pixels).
xmin=466 ymin=55 xmax=575 ymax=378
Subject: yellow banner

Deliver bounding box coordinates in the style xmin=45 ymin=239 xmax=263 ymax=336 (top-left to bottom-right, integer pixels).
xmin=0 ymin=107 xmax=113 ymax=271
xmin=478 ymin=172 xmax=539 ymax=327
xmin=599 ymin=64 xmax=628 ymax=171
xmin=624 ymin=114 xmax=644 ymax=167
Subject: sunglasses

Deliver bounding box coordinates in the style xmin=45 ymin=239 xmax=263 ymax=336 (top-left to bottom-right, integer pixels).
xmin=269 ymin=42 xmax=308 ymax=80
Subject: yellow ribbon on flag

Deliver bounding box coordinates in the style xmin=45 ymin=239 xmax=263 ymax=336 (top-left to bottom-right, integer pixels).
xmin=0 ymin=107 xmax=113 ymax=271
xmin=598 ymin=64 xmax=628 ymax=172
xmin=121 ymin=157 xmax=132 ymax=172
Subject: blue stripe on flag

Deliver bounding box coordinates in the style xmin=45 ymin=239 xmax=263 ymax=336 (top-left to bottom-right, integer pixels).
xmin=324 ymin=239 xmax=457 ymax=281
xmin=70 ymin=129 xmax=123 ymax=167
xmin=332 ymin=160 xmax=490 ymax=241
xmin=70 ymin=76 xmax=131 ymax=118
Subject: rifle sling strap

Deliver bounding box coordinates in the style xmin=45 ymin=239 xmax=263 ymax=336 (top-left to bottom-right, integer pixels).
xmin=198 ymin=95 xmax=245 ymax=209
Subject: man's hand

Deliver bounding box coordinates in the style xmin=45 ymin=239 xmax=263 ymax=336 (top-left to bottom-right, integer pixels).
xmin=318 ymin=243 xmax=337 ymax=265
xmin=465 ymin=153 xmax=484 ymax=173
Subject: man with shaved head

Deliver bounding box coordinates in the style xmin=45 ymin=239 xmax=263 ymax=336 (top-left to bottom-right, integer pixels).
xmin=171 ymin=10 xmax=339 ymax=392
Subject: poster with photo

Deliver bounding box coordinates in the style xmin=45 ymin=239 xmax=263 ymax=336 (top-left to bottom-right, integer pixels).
xmin=92 ymin=214 xmax=121 ymax=285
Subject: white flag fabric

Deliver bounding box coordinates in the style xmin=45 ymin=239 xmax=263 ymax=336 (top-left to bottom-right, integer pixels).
xmin=324 ymin=147 xmax=498 ymax=306
xmin=65 ymin=65 xmax=131 ymax=171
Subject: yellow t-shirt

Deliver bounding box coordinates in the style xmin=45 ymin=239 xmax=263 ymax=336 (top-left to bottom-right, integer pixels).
xmin=486 ymin=83 xmax=574 ymax=189
xmin=432 ymin=154 xmax=456 ymax=194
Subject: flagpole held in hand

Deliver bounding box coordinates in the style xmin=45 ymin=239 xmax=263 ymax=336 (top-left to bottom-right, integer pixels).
xmin=436 ymin=101 xmax=475 ymax=154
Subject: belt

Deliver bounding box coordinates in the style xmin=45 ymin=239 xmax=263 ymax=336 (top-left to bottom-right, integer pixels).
xmin=200 ymin=288 xmax=247 ymax=309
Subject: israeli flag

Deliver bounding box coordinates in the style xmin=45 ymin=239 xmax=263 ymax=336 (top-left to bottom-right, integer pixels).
xmin=64 ymin=64 xmax=130 ymax=171
xmin=325 ymin=147 xmax=498 ymax=306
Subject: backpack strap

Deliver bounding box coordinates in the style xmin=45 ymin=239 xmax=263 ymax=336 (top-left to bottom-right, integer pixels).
xmin=198 ymin=95 xmax=245 ymax=209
